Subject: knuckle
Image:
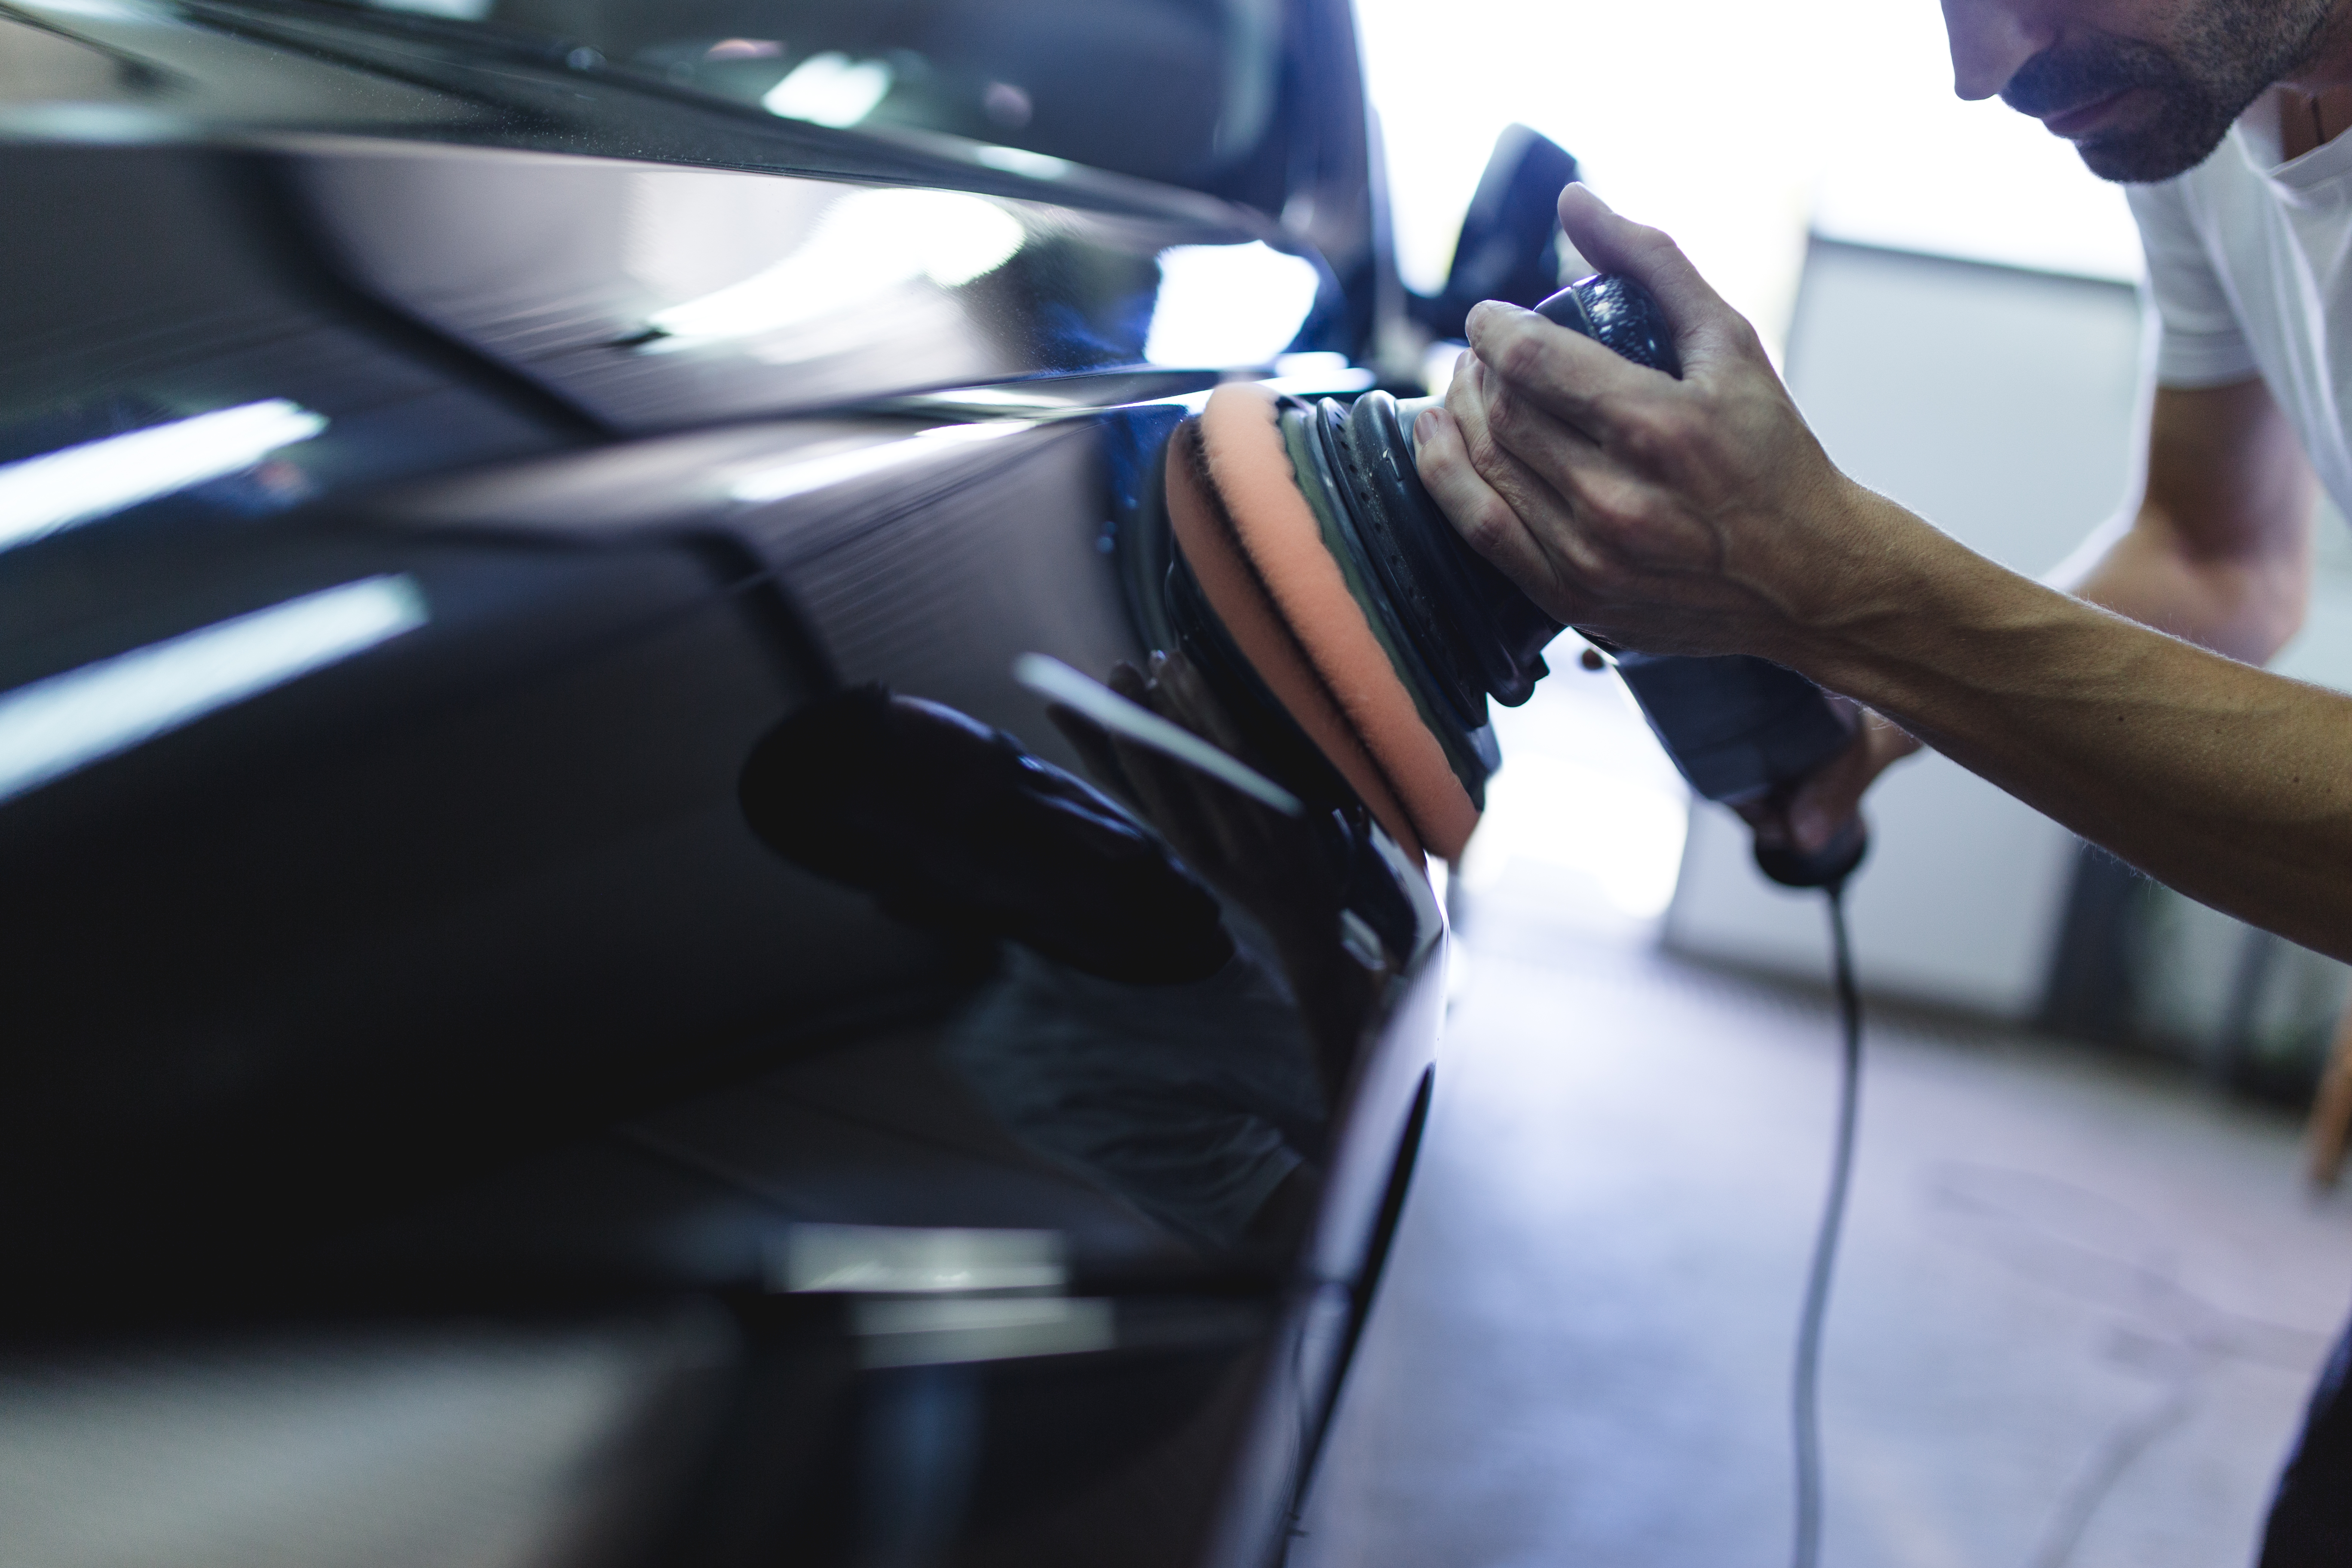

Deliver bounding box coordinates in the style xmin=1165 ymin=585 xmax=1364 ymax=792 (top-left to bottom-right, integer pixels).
xmin=1458 ymin=496 xmax=1518 ymax=556
xmin=1622 ymin=222 xmax=1679 ymax=262
xmin=1614 ymin=415 xmax=1661 ymax=467
xmin=1464 ymin=425 xmax=1508 ymax=477
xmin=1616 ymin=408 xmax=1674 ymax=466
xmin=1654 ymin=400 xmax=1702 ymax=444
xmin=1586 ymin=477 xmax=1652 ymax=537
xmin=1483 ymin=383 xmax=1519 ymax=434
xmin=1492 ymin=328 xmax=1549 ymax=384
xmin=1617 ymin=398 xmax=1703 ymax=471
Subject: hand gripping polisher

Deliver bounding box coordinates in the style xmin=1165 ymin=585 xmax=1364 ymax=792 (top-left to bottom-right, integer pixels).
xmin=1152 ymin=272 xmax=1869 ymax=888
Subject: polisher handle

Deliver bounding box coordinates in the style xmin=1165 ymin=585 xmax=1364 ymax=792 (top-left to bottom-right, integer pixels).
xmin=1534 ymin=274 xmax=1681 ymax=378
xmin=1609 ymin=641 xmax=1867 ymax=888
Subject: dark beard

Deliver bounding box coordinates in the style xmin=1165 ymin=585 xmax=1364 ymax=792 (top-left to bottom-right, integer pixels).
xmin=2001 ymin=0 xmax=2335 ymax=182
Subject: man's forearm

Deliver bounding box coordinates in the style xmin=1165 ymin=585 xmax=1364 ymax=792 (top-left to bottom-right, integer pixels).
xmin=1798 ymin=493 xmax=2352 ymax=961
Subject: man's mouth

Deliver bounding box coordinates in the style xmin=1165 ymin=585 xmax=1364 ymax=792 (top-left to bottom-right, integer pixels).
xmin=2038 ymin=87 xmax=2136 ymax=138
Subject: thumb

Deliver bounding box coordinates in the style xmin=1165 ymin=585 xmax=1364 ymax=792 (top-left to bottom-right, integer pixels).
xmin=1781 ymin=712 xmax=1919 ymax=851
xmin=1556 ymin=185 xmax=1747 ymax=369
xmin=1782 ymin=731 xmax=1874 ymax=854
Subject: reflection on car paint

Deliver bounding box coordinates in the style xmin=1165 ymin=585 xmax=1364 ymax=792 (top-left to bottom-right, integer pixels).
xmin=0 ymin=575 xmax=428 ymax=806
xmin=1144 ymin=242 xmax=1324 ymax=368
xmin=1013 ymin=652 xmax=1304 ymax=817
xmin=780 ymin=1222 xmax=1068 ymax=1294
xmin=0 ymin=0 xmax=1429 ymax=1553
xmin=738 ymin=686 xmax=1236 ymax=989
xmin=734 ymin=680 xmax=1418 ymax=1256
xmin=641 ymin=190 xmax=1028 ymax=349
xmin=948 ymin=944 xmax=1326 ymax=1250
xmin=730 ymin=423 xmax=1026 ymax=506
xmin=0 ymin=398 xmax=328 ymax=551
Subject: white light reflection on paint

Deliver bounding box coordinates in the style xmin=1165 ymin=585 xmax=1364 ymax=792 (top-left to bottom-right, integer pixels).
xmin=761 ymin=51 xmax=893 ymax=128
xmin=1143 ymin=242 xmax=1321 ymax=368
xmin=0 ymin=399 xmax=327 ymax=553
xmin=645 ymin=190 xmax=1025 ymax=346
xmin=972 ymin=144 xmax=1071 ymax=181
xmin=0 ymin=576 xmax=427 ymax=807
xmin=851 ymin=1296 xmax=1114 ymax=1369
xmin=780 ymin=1223 xmax=1067 ymax=1294
xmin=729 ymin=422 xmax=1023 ymax=505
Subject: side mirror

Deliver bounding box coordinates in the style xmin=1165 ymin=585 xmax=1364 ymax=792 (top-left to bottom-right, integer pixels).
xmin=1408 ymin=125 xmax=1578 ymax=342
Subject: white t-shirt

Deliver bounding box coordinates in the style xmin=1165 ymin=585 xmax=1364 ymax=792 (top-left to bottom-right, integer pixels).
xmin=2128 ymin=105 xmax=2352 ymax=511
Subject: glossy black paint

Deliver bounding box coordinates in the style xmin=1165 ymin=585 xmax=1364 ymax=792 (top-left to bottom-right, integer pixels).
xmin=0 ymin=3 xmax=1449 ymax=1565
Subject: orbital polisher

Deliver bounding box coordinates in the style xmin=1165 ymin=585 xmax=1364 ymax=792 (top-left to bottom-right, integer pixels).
xmin=1146 ymin=272 xmax=1869 ymax=889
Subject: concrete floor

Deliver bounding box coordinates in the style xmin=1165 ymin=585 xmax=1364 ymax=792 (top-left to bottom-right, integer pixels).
xmin=1295 ymin=854 xmax=2352 ymax=1568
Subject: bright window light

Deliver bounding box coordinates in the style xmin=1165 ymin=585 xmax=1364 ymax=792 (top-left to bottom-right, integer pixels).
xmin=762 ymin=52 xmax=893 ymax=128
xmin=0 ymin=398 xmax=327 ymax=554
xmin=1263 ymin=350 xmax=1375 ymax=395
xmin=1143 ymin=242 xmax=1322 ymax=367
xmin=646 ymin=190 xmax=1026 ymax=345
xmin=1460 ymin=751 xmax=1690 ymax=918
xmin=1354 ymin=0 xmax=2141 ymax=354
xmin=729 ymin=422 xmax=1024 ymax=505
xmin=0 ymin=575 xmax=427 ymax=807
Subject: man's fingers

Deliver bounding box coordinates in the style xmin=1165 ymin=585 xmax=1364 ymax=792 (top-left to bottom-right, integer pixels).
xmin=1451 ymin=355 xmax=1657 ymax=595
xmin=1415 ymin=401 xmax=1568 ymax=603
xmin=1781 ymin=737 xmax=1872 ymax=855
xmin=1556 ymin=184 xmax=1752 ymax=374
xmin=1463 ymin=300 xmax=1651 ymax=435
xmin=1781 ymin=712 xmax=1920 ymax=851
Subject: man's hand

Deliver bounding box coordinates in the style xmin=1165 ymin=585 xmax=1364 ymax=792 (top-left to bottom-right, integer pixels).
xmin=1414 ymin=184 xmax=1883 ymax=667
xmin=1744 ymin=710 xmax=1920 ymax=857
xmin=1417 ymin=184 xmax=1916 ymax=853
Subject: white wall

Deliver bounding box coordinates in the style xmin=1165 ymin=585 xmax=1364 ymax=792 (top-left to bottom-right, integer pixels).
xmin=1354 ymin=0 xmax=2140 ymax=357
xmin=1664 ymin=241 xmax=2145 ymax=1017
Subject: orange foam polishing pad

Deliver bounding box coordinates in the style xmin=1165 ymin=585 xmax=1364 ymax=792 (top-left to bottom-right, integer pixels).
xmin=1164 ymin=383 xmax=1480 ymax=861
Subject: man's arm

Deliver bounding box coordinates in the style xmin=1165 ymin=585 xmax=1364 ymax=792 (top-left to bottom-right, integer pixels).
xmin=1779 ymin=365 xmax=2318 ymax=849
xmin=1787 ymin=508 xmax=2352 ymax=964
xmin=1414 ymin=187 xmax=2352 ymax=960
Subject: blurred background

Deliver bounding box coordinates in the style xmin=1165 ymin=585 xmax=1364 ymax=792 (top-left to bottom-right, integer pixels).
xmin=1299 ymin=3 xmax=2352 ymax=1566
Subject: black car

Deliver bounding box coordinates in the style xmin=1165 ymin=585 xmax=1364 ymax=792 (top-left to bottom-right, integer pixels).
xmin=0 ymin=4 xmax=1575 ymax=1562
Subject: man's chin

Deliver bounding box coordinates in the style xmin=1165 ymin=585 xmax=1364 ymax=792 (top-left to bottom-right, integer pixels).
xmin=2071 ymin=120 xmax=2234 ymax=183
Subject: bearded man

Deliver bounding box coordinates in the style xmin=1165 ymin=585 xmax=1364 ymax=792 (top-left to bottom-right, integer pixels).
xmin=1411 ymin=2 xmax=2352 ymax=1560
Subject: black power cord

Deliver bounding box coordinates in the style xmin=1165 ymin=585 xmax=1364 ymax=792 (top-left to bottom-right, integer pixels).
xmin=1791 ymin=879 xmax=1863 ymax=1568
